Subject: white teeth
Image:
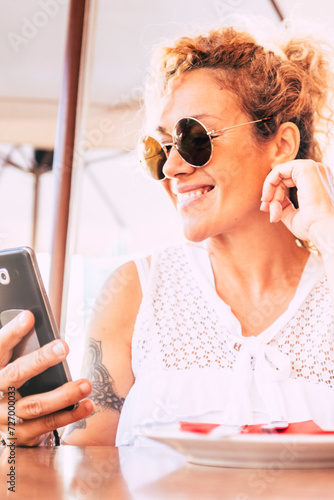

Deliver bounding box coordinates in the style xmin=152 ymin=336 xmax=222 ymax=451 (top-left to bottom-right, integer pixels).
xmin=177 ymin=187 xmax=212 ymax=203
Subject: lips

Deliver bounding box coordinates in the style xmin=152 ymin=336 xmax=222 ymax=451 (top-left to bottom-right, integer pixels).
xmin=172 ymin=185 xmax=214 ymax=205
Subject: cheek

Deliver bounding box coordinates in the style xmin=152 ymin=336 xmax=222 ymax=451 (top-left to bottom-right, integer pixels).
xmin=215 ymin=142 xmax=269 ymax=187
xmin=212 ymin=152 xmax=246 ymax=190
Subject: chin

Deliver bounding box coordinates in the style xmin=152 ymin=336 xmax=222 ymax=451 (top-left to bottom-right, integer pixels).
xmin=182 ymin=224 xmax=209 ymax=243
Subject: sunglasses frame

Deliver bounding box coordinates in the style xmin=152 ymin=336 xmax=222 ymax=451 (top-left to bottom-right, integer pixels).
xmin=139 ymin=116 xmax=271 ymax=181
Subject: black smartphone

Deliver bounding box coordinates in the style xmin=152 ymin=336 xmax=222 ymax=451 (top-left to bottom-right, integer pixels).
xmin=0 ymin=246 xmax=72 ymax=406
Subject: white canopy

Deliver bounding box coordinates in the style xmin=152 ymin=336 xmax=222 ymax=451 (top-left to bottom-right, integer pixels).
xmin=2 ymin=0 xmax=333 ymax=150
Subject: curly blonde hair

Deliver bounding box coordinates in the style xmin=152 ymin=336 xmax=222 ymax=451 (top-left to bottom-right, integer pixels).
xmin=146 ymin=25 xmax=334 ymax=207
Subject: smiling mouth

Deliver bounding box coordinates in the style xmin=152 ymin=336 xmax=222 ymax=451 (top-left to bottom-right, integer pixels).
xmin=176 ymin=186 xmax=214 ymax=204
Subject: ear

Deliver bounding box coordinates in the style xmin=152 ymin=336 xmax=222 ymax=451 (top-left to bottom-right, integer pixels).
xmin=270 ymin=122 xmax=300 ymax=169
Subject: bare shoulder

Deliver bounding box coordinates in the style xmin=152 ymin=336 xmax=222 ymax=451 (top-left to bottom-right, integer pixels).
xmin=88 ymin=259 xmax=144 ymax=345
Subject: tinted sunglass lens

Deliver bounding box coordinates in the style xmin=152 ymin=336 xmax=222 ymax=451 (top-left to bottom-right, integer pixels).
xmin=175 ymin=118 xmax=212 ymax=167
xmin=139 ymin=136 xmax=166 ymax=180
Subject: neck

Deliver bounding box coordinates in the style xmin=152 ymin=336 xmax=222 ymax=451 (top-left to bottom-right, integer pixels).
xmin=205 ymin=221 xmax=310 ymax=336
xmin=206 ymin=221 xmax=310 ymax=296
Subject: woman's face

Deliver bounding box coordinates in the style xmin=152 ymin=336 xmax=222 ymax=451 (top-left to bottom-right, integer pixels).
xmin=153 ymin=69 xmax=274 ymax=242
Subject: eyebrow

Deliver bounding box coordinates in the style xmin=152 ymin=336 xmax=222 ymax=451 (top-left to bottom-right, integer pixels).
xmin=155 ymin=114 xmax=224 ymax=134
xmin=156 ymin=125 xmax=170 ymax=134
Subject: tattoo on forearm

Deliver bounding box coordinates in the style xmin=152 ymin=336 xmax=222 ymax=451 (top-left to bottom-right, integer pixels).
xmin=88 ymin=338 xmax=125 ymax=412
xmin=67 ymin=338 xmax=125 ymax=435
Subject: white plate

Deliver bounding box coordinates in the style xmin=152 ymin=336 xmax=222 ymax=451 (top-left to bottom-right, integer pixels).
xmin=140 ymin=426 xmax=334 ymax=468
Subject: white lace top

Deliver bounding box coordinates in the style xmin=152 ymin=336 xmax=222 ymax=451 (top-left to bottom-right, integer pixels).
xmin=116 ymin=242 xmax=334 ymax=446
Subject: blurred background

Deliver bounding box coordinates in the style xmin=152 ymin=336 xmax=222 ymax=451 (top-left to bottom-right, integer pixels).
xmin=0 ymin=0 xmax=333 ymax=375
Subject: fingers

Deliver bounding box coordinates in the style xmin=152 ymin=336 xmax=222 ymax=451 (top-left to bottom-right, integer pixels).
xmin=260 ymin=160 xmax=301 ymax=227
xmin=260 ymin=171 xmax=291 ymax=223
xmin=261 ymin=183 xmax=287 ymax=223
xmin=0 ymin=311 xmax=35 ymax=367
xmin=0 ymin=378 xmax=94 ymax=447
xmin=260 ymin=160 xmax=334 ymax=225
xmin=0 ymin=339 xmax=69 ymax=391
xmin=17 ymin=379 xmax=92 ymax=419
xmin=261 ymin=161 xmax=297 ymax=211
xmin=12 ymin=399 xmax=95 ymax=447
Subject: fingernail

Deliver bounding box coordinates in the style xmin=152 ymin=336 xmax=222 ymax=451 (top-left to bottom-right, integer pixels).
xmin=17 ymin=310 xmax=32 ymax=326
xmin=52 ymin=341 xmax=66 ymax=356
xmin=82 ymin=399 xmax=94 ymax=412
xmin=260 ymin=201 xmax=269 ymax=212
xmin=79 ymin=381 xmax=91 ymax=395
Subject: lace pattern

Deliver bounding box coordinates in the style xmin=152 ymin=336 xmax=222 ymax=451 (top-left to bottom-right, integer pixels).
xmin=269 ymin=276 xmax=334 ymax=387
xmin=132 ymin=245 xmax=334 ymax=389
xmin=133 ymin=245 xmax=237 ymax=375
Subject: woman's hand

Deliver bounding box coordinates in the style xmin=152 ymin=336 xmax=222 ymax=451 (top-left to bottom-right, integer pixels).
xmin=260 ymin=159 xmax=334 ymax=254
xmin=0 ymin=310 xmax=94 ymax=447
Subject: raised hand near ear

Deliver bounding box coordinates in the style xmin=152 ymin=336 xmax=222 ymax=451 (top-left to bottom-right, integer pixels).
xmin=260 ymin=159 xmax=334 ymax=255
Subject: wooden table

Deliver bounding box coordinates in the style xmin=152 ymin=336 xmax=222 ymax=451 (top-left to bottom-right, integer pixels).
xmin=1 ymin=443 xmax=334 ymax=499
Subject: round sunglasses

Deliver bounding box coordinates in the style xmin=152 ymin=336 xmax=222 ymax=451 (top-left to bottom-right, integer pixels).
xmin=139 ymin=116 xmax=271 ymax=181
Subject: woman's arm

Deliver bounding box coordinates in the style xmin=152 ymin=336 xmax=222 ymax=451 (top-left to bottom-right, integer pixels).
xmin=261 ymin=159 xmax=334 ymax=304
xmin=63 ymin=260 xmax=143 ymax=446
xmin=309 ymin=217 xmax=334 ymax=306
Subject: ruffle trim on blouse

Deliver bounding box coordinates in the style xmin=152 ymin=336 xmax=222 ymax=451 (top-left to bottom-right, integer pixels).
xmin=115 ymin=368 xmax=334 ymax=446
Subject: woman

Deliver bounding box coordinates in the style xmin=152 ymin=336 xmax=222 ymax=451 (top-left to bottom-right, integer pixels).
xmin=1 ymin=24 xmax=334 ymax=447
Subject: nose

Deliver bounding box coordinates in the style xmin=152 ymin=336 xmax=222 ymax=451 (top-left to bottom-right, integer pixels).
xmin=162 ymin=146 xmax=196 ymax=179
